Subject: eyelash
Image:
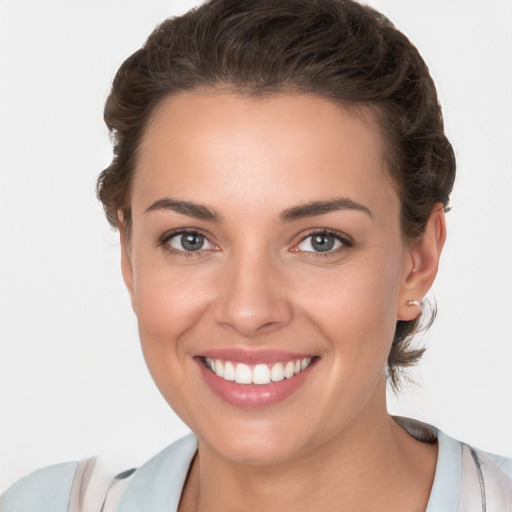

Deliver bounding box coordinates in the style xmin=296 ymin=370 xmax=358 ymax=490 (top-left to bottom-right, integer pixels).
xmin=158 ymin=229 xmax=217 ymax=257
xmin=293 ymin=229 xmax=353 ymax=257
xmin=157 ymin=228 xmax=353 ymax=257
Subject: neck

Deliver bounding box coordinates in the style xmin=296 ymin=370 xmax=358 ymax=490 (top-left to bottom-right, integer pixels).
xmin=180 ymin=388 xmax=437 ymax=512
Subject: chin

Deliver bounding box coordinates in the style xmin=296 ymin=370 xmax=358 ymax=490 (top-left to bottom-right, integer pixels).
xmin=194 ymin=414 xmax=317 ymax=466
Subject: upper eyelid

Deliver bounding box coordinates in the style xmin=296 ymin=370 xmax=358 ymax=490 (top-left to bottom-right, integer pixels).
xmin=157 ymin=227 xmax=352 ymax=250
xmin=158 ymin=227 xmax=215 ymax=245
xmin=297 ymin=228 xmax=353 ymax=244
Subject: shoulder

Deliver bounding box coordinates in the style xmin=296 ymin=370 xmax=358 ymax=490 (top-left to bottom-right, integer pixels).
xmin=1 ymin=434 xmax=197 ymax=512
xmin=461 ymin=443 xmax=512 ymax=510
xmin=393 ymin=416 xmax=512 ymax=511
xmin=1 ymin=461 xmax=79 ymax=512
xmin=429 ymin=426 xmax=512 ymax=511
xmin=114 ymin=432 xmax=197 ymax=511
xmin=483 ymin=450 xmax=512 ymax=481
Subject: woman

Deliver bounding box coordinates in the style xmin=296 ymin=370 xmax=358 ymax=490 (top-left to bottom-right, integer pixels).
xmin=2 ymin=0 xmax=511 ymax=510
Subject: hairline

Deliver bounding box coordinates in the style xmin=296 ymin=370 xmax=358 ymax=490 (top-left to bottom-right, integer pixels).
xmin=120 ymin=85 xmax=402 ymax=240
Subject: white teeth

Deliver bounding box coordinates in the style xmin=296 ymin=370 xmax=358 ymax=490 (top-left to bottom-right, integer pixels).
xmin=270 ymin=362 xmax=285 ymax=382
xmin=252 ymin=364 xmax=271 ymax=385
xmin=223 ymin=361 xmax=235 ymax=381
xmin=283 ymin=361 xmax=295 ymax=379
xmin=234 ymin=363 xmax=252 ymax=384
xmin=205 ymin=356 xmax=313 ymax=385
xmin=214 ymin=359 xmax=224 ymax=377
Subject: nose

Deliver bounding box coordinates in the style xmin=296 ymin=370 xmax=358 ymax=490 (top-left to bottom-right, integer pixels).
xmin=213 ymin=251 xmax=293 ymax=337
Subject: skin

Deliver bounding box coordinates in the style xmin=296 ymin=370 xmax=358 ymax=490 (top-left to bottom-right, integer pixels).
xmin=120 ymin=91 xmax=446 ymax=511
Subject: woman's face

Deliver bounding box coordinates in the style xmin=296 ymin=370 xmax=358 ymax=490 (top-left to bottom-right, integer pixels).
xmin=122 ymin=92 xmax=422 ymax=464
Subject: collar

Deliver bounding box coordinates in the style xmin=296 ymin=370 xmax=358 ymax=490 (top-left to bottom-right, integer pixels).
xmin=117 ymin=418 xmax=462 ymax=512
xmin=392 ymin=417 xmax=460 ymax=512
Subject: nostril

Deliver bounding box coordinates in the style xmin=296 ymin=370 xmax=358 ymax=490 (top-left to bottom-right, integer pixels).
xmin=257 ymin=321 xmax=281 ymax=332
xmin=214 ymin=304 xmax=293 ymax=337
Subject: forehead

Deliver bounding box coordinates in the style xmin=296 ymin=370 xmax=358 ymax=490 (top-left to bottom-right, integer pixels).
xmin=133 ymin=91 xmax=398 ymax=219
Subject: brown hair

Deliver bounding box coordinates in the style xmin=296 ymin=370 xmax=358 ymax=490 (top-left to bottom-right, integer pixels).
xmin=97 ymin=0 xmax=456 ymax=390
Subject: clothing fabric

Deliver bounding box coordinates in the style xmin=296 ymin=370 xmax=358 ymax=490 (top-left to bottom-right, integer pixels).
xmin=2 ymin=418 xmax=512 ymax=511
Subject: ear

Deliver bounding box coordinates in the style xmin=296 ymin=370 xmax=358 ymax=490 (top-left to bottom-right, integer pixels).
xmin=118 ymin=212 xmax=135 ymax=306
xmin=397 ymin=204 xmax=446 ymax=321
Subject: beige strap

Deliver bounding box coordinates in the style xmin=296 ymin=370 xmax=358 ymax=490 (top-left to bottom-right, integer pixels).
xmin=68 ymin=457 xmax=123 ymax=512
xmin=69 ymin=458 xmax=90 ymax=512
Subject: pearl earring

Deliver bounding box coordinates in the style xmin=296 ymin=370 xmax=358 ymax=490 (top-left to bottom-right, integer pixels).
xmin=406 ymin=300 xmax=421 ymax=308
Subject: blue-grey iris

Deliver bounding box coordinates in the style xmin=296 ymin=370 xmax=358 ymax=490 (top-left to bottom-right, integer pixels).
xmin=181 ymin=233 xmax=204 ymax=251
xmin=311 ymin=234 xmax=335 ymax=252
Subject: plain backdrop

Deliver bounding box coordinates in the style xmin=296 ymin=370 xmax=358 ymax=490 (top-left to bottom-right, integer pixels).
xmin=1 ymin=0 xmax=511 ymax=492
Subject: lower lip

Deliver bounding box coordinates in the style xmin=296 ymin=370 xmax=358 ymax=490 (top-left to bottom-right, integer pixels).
xmin=196 ymin=359 xmax=316 ymax=408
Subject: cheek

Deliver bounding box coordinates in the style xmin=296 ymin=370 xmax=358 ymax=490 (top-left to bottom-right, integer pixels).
xmin=293 ymin=251 xmax=402 ymax=366
xmin=131 ymin=261 xmax=215 ymax=379
xmin=130 ymin=265 xmax=218 ymax=424
xmin=132 ymin=254 xmax=213 ymax=335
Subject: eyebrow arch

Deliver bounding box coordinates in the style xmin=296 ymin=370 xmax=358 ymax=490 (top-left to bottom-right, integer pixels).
xmin=145 ymin=197 xmax=222 ymax=222
xmin=278 ymin=198 xmax=372 ymax=222
xmin=145 ymin=196 xmax=372 ymax=223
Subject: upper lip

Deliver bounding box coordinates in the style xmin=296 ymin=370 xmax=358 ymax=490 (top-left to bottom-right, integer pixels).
xmin=195 ymin=348 xmax=317 ymax=365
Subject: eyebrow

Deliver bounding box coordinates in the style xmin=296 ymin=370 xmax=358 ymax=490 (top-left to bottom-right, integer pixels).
xmin=278 ymin=198 xmax=372 ymax=222
xmin=144 ymin=196 xmax=372 ymax=223
xmin=145 ymin=198 xmax=222 ymax=222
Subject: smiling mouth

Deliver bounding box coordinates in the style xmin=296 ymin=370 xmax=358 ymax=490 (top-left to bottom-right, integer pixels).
xmin=202 ymin=357 xmax=315 ymax=385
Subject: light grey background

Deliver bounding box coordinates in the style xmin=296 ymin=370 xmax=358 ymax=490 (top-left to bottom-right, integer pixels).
xmin=1 ymin=0 xmax=511 ymax=492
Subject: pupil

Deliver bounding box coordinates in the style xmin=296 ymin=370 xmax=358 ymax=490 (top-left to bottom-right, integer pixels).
xmin=312 ymin=234 xmax=334 ymax=252
xmin=181 ymin=233 xmax=204 ymax=251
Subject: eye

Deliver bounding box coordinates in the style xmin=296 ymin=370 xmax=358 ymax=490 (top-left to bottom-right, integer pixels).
xmin=295 ymin=231 xmax=348 ymax=253
xmin=165 ymin=231 xmax=216 ymax=253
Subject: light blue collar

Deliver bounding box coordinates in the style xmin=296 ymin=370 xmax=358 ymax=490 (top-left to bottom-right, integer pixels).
xmin=392 ymin=416 xmax=461 ymax=511
xmin=117 ymin=433 xmax=197 ymax=512
xmin=425 ymin=429 xmax=461 ymax=511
